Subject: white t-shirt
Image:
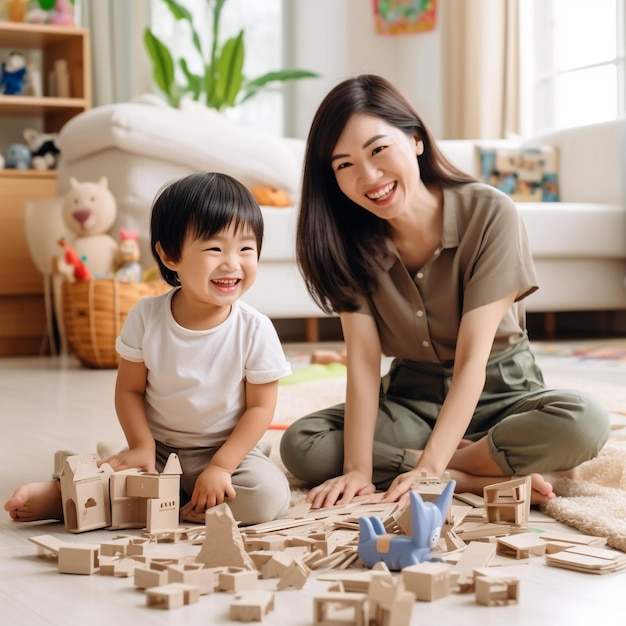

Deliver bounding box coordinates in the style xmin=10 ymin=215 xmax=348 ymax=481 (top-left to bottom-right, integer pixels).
xmin=116 ymin=288 xmax=291 ymax=448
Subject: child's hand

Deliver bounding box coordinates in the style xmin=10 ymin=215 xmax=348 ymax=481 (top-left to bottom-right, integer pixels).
xmin=187 ymin=465 xmax=236 ymax=514
xmin=99 ymin=447 xmax=156 ymax=473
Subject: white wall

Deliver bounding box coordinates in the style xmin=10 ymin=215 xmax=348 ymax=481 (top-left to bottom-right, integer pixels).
xmin=284 ymin=0 xmax=444 ymax=140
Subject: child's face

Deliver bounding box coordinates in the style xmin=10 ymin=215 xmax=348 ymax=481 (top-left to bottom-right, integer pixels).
xmin=167 ymin=222 xmax=258 ymax=307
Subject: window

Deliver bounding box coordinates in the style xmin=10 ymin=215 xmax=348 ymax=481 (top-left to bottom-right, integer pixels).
xmin=150 ymin=0 xmax=284 ymax=134
xmin=520 ymin=0 xmax=625 ymax=134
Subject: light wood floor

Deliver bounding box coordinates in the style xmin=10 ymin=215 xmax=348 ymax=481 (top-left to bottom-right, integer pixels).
xmin=2 ymin=351 xmax=626 ymax=626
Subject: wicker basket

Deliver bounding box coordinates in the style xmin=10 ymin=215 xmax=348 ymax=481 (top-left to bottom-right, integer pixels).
xmin=62 ymin=279 xmax=171 ymax=368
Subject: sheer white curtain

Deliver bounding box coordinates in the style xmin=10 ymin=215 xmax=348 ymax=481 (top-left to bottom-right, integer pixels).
xmin=440 ymin=0 xmax=520 ymax=139
xmin=76 ymin=0 xmax=152 ymax=106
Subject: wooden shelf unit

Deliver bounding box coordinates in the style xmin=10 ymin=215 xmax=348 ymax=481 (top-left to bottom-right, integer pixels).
xmin=0 ymin=21 xmax=91 ymax=356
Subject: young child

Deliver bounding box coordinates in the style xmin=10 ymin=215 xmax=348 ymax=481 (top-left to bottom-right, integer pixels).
xmin=5 ymin=172 xmax=292 ymax=526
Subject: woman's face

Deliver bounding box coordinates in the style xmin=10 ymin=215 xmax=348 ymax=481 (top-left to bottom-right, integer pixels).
xmin=331 ymin=113 xmax=424 ymax=220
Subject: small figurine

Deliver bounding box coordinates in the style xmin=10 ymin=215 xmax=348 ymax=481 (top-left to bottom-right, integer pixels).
xmin=58 ymin=238 xmax=92 ymax=281
xmin=115 ymin=229 xmax=142 ymax=282
xmin=0 ymin=51 xmax=27 ymax=95
xmin=358 ymin=480 xmax=456 ymax=571
xmin=23 ymin=128 xmax=60 ymax=170
xmin=4 ymin=143 xmax=32 ymax=169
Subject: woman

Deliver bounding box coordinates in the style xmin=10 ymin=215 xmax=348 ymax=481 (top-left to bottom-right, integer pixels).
xmin=280 ymin=74 xmax=609 ymax=509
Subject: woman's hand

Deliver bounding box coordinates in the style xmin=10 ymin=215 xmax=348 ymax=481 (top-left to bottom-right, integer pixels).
xmin=187 ymin=464 xmax=236 ymax=514
xmin=99 ymin=446 xmax=156 ymax=473
xmin=380 ymin=469 xmax=423 ymax=506
xmin=306 ymin=471 xmax=376 ymax=509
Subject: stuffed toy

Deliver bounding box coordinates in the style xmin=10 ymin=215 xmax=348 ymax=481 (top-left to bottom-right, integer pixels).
xmin=60 ymin=177 xmax=119 ymax=278
xmin=0 ymin=51 xmax=27 ymax=95
xmin=23 ymin=128 xmax=60 ymax=170
xmin=58 ymin=238 xmax=91 ymax=281
xmin=251 ymin=185 xmax=292 ymax=208
xmin=4 ymin=143 xmax=32 ymax=169
xmin=115 ymin=229 xmax=142 ymax=282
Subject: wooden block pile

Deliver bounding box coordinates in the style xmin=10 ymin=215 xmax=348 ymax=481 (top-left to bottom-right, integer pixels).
xmin=25 ymin=475 xmax=624 ymax=623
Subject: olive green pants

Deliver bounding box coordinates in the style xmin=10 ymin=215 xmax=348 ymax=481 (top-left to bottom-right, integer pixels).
xmin=280 ymin=339 xmax=610 ymax=490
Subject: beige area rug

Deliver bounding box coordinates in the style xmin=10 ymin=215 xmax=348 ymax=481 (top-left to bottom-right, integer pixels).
xmin=270 ymin=362 xmax=626 ymax=548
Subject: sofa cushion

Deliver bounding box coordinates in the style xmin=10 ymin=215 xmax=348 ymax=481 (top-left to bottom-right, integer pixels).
xmin=57 ymin=102 xmax=304 ymax=197
xmin=518 ymin=202 xmax=626 ymax=258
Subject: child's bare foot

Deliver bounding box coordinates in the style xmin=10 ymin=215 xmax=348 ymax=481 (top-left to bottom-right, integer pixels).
xmin=4 ymin=481 xmax=63 ymax=522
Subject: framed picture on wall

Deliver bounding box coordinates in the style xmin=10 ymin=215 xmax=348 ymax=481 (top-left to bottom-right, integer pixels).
xmin=373 ymin=0 xmax=437 ymax=36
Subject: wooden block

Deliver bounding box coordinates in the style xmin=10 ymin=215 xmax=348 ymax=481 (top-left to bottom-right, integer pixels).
xmin=402 ymin=562 xmax=453 ymax=601
xmin=29 ymin=534 xmax=65 ymax=559
xmin=475 ymin=575 xmax=519 ymax=606
xmin=218 ymin=567 xmax=259 ymax=592
xmin=313 ymin=592 xmax=367 ymax=626
xmin=545 ymin=545 xmax=626 ymax=574
xmin=167 ymin=563 xmax=215 ymax=594
xmin=229 ymin=590 xmax=275 ymax=622
xmin=134 ymin=566 xmax=168 ymax=589
xmin=497 ymin=533 xmax=547 ymax=559
xmin=58 ymin=544 xmax=100 ymax=575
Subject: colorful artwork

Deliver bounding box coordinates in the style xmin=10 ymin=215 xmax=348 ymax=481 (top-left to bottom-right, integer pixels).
xmin=477 ymin=146 xmax=560 ymax=202
xmin=373 ymin=0 xmax=437 ymax=36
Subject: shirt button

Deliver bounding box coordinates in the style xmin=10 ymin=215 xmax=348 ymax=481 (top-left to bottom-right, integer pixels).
xmin=416 ymin=310 xmax=424 ymax=317
xmin=416 ymin=272 xmax=424 ymax=279
xmin=422 ymin=341 xmax=429 ymax=348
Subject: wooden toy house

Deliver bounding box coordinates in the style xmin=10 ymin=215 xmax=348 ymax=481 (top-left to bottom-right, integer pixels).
xmin=59 ymin=454 xmax=113 ymax=533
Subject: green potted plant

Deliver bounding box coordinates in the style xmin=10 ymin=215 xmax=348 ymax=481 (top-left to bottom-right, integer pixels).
xmin=144 ymin=0 xmax=319 ymax=109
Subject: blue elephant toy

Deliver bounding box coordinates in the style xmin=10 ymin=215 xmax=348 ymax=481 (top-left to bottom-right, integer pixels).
xmin=358 ymin=480 xmax=456 ymax=570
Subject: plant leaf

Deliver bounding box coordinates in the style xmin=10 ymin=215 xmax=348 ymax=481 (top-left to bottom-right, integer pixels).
xmin=213 ymin=31 xmax=245 ymax=109
xmin=180 ymin=59 xmax=202 ymax=101
xmin=160 ymin=0 xmax=204 ymax=57
xmin=160 ymin=0 xmax=193 ymax=21
xmin=143 ymin=28 xmax=177 ymax=105
xmin=243 ymin=69 xmax=319 ymax=102
xmin=246 ymin=69 xmax=320 ymax=89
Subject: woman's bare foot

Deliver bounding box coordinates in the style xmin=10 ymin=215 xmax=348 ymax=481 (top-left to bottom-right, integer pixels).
xmin=3 ymin=481 xmax=63 ymax=522
xmin=447 ymin=470 xmax=555 ymax=505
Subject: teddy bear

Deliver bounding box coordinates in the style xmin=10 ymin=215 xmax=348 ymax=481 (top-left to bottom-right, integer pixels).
xmin=0 ymin=51 xmax=28 ymax=95
xmin=60 ymin=177 xmax=119 ymax=278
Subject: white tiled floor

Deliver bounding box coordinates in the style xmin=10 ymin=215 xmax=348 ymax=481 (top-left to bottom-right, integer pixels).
xmin=1 ymin=351 xmax=626 ymax=625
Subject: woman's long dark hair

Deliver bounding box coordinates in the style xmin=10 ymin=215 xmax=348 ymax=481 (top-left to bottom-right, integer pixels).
xmin=297 ymin=74 xmax=475 ymax=314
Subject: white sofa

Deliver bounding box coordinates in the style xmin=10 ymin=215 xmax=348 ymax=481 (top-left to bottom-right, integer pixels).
xmin=52 ymin=101 xmax=626 ymax=338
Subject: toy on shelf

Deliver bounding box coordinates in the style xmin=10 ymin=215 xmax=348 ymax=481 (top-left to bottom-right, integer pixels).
xmin=58 ymin=237 xmax=92 ymax=281
xmin=4 ymin=143 xmax=32 ymax=169
xmin=358 ymin=480 xmax=456 ymax=570
xmin=23 ymin=128 xmax=60 ymax=170
xmin=115 ymin=229 xmax=142 ymax=282
xmin=0 ymin=51 xmax=27 ymax=95
xmin=251 ymin=185 xmax=292 ymax=208
xmin=49 ymin=0 xmax=74 ymax=25
xmin=61 ymin=177 xmax=119 ymax=277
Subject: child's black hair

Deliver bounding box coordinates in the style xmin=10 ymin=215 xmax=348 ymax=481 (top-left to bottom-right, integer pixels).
xmin=150 ymin=172 xmax=264 ymax=286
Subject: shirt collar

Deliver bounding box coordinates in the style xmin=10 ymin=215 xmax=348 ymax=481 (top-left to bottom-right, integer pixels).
xmin=380 ymin=184 xmax=460 ymax=270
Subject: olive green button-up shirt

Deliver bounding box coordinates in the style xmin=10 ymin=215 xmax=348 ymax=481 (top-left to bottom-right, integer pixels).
xmin=357 ymin=183 xmax=538 ymax=363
